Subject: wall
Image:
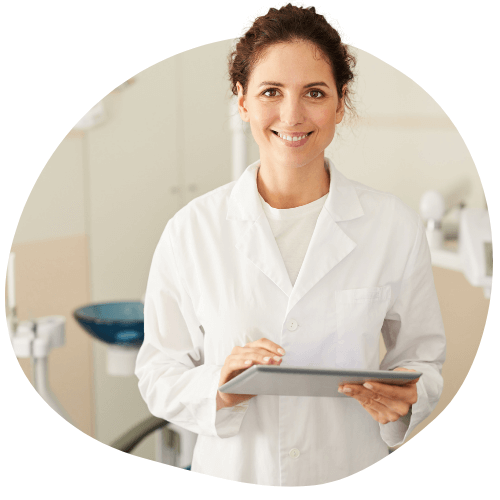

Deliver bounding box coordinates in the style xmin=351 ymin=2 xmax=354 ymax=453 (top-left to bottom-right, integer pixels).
xmin=9 ymin=40 xmax=489 ymax=464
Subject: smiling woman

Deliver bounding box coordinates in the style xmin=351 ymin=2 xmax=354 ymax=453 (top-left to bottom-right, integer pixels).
xmin=236 ymin=41 xmax=344 ymax=208
xmin=135 ymin=3 xmax=446 ymax=487
xmin=229 ymin=5 xmax=356 ymax=209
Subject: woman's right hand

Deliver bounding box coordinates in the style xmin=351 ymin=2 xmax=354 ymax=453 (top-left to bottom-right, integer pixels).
xmin=216 ymin=338 xmax=285 ymax=411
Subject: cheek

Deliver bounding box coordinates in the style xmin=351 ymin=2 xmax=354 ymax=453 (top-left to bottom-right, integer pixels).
xmin=250 ymin=110 xmax=276 ymax=141
xmin=315 ymin=110 xmax=337 ymax=141
xmin=250 ymin=102 xmax=276 ymax=125
xmin=258 ymin=108 xmax=277 ymax=128
xmin=316 ymin=108 xmax=337 ymax=127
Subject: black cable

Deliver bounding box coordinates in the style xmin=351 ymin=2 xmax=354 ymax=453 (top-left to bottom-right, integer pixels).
xmin=110 ymin=416 xmax=169 ymax=454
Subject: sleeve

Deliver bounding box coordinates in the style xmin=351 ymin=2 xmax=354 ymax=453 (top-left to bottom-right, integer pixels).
xmin=379 ymin=216 xmax=447 ymax=447
xmin=134 ymin=220 xmax=248 ymax=439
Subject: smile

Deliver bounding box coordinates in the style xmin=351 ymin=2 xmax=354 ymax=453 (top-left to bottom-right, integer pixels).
xmin=271 ymin=130 xmax=313 ymax=148
xmin=272 ymin=130 xmax=313 ymax=142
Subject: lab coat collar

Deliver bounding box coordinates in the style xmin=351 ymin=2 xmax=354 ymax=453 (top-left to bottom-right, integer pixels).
xmin=226 ymin=158 xmax=364 ymax=222
xmin=227 ymin=158 xmax=364 ymax=302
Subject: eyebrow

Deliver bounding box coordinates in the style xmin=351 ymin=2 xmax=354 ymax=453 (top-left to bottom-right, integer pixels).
xmin=259 ymin=81 xmax=330 ymax=89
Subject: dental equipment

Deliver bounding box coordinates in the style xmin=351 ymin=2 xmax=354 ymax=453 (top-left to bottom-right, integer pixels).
xmin=73 ymin=301 xmax=144 ymax=377
xmin=73 ymin=299 xmax=196 ymax=468
xmin=459 ymin=208 xmax=492 ymax=298
xmin=419 ymin=184 xmax=492 ymax=298
xmin=7 ymin=252 xmax=73 ymax=425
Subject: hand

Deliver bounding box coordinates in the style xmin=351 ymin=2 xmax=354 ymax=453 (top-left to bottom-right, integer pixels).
xmin=217 ymin=338 xmax=285 ymax=411
xmin=338 ymin=367 xmax=420 ymax=424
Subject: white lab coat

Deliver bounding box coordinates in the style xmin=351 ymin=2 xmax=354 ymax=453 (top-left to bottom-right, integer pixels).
xmin=135 ymin=158 xmax=446 ymax=486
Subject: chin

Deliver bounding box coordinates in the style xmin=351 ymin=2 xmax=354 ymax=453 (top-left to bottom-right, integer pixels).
xmin=275 ymin=150 xmax=325 ymax=169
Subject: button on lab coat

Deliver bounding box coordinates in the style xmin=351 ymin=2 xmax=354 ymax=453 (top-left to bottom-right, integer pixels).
xmin=135 ymin=158 xmax=446 ymax=486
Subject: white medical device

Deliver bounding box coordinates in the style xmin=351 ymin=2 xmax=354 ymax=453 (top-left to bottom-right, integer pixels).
xmin=419 ymin=190 xmax=446 ymax=249
xmin=419 ymin=188 xmax=492 ymax=298
xmin=7 ymin=253 xmax=73 ymax=424
xmin=459 ymin=208 xmax=492 ymax=297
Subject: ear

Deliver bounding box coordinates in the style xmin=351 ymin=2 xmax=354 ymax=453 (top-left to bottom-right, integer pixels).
xmin=236 ymin=82 xmax=250 ymax=122
xmin=335 ymin=84 xmax=347 ymax=124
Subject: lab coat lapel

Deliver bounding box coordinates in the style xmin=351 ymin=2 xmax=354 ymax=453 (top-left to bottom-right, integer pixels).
xmin=227 ymin=160 xmax=293 ymax=297
xmin=286 ymin=159 xmax=365 ymax=314
xmin=236 ymin=215 xmax=293 ymax=297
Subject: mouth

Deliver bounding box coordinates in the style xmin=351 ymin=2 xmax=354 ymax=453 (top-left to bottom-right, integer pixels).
xmin=271 ymin=130 xmax=313 ymax=141
xmin=271 ymin=130 xmax=313 ymax=147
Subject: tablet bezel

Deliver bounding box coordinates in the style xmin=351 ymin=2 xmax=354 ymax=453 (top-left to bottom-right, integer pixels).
xmin=218 ymin=365 xmax=421 ymax=397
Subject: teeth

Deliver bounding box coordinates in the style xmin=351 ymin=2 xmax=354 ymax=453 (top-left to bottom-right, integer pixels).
xmin=277 ymin=132 xmax=309 ymax=141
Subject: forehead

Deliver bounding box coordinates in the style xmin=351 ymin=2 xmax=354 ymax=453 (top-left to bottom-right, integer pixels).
xmin=249 ymin=41 xmax=335 ymax=87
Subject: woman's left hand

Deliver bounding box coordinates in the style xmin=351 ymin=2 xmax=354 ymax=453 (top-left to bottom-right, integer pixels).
xmin=338 ymin=367 xmax=419 ymax=424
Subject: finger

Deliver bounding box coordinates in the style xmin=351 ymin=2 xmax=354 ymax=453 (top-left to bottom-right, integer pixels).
xmin=361 ymin=381 xmax=418 ymax=403
xmin=245 ymin=338 xmax=285 ymax=356
xmin=242 ymin=346 xmax=284 ymax=362
xmin=236 ymin=352 xmax=283 ymax=367
xmin=222 ymin=348 xmax=284 ymax=381
xmin=342 ymin=390 xmax=396 ymax=424
xmin=224 ymin=354 xmax=263 ymax=374
xmin=350 ymin=393 xmax=402 ymax=423
xmin=232 ymin=345 xmax=284 ymax=362
xmin=341 ymin=384 xmax=411 ymax=415
xmin=365 ymin=393 xmax=410 ymax=416
xmin=220 ymin=359 xmax=250 ymax=386
xmin=225 ymin=356 xmax=256 ymax=374
xmin=222 ymin=353 xmax=282 ymax=386
xmin=340 ymin=384 xmax=377 ymax=400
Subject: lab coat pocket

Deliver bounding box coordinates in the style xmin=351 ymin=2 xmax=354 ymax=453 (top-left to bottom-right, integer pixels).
xmin=335 ymin=285 xmax=391 ymax=370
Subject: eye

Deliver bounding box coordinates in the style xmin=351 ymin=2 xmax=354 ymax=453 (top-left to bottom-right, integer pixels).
xmin=306 ymin=89 xmax=324 ymax=99
xmin=262 ymin=88 xmax=281 ymax=97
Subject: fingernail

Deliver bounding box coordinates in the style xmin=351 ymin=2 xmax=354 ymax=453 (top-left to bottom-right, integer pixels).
xmin=338 ymin=387 xmax=343 ymax=393
xmin=363 ymin=383 xmax=373 ymax=390
xmin=263 ymin=357 xmax=270 ymax=362
xmin=343 ymin=387 xmax=352 ymax=393
xmin=273 ymin=356 xmax=281 ymax=362
xmin=277 ymin=348 xmax=285 ymax=355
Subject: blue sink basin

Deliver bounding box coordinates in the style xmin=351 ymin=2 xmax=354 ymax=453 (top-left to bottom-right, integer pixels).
xmin=73 ymin=301 xmax=144 ymax=346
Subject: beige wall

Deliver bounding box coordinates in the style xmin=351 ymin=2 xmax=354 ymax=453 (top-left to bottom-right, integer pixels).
xmin=8 ymin=40 xmax=489 ymax=463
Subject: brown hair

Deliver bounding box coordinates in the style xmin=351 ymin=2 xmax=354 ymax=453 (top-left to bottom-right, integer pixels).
xmin=228 ymin=4 xmax=357 ymax=116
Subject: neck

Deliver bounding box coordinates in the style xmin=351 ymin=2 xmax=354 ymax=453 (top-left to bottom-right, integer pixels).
xmin=257 ymin=154 xmax=330 ymax=209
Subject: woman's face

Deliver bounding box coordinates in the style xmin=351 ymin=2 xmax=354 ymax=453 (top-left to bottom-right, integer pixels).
xmin=237 ymin=40 xmax=345 ymax=170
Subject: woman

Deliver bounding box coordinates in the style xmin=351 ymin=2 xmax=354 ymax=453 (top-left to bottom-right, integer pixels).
xmin=135 ymin=4 xmax=446 ymax=486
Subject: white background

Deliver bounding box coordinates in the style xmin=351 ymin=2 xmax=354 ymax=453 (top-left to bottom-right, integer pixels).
xmin=1 ymin=0 xmax=498 ymax=497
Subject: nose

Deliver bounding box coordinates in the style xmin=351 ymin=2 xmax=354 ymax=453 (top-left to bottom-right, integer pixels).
xmin=280 ymin=95 xmax=305 ymax=127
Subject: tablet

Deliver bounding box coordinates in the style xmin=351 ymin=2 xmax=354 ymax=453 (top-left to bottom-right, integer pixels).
xmin=218 ymin=365 xmax=421 ymax=398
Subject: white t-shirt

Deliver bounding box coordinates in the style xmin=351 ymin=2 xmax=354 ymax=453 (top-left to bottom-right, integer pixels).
xmin=260 ymin=193 xmax=328 ymax=286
